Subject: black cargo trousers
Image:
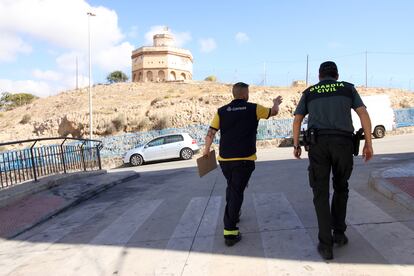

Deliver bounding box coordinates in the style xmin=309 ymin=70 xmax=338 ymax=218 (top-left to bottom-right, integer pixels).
xmin=308 ymin=134 xmax=354 ymax=247
xmin=219 ymin=160 xmax=255 ymax=231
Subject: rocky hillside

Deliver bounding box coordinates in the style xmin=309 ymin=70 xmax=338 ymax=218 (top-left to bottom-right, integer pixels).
xmin=1 ymin=81 xmax=414 ymax=143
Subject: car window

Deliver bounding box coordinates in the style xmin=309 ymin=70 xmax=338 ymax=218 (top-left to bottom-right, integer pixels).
xmin=147 ymin=137 xmax=164 ymax=147
xmin=164 ymin=135 xmax=184 ymax=144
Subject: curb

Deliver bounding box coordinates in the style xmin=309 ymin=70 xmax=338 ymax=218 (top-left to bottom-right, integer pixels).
xmin=368 ymin=169 xmax=414 ymax=211
xmin=8 ymin=172 xmax=140 ymax=239
xmin=0 ymin=170 xmax=107 ymax=209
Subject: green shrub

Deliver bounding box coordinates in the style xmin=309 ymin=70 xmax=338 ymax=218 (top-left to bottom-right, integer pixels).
xmin=204 ymin=75 xmax=217 ymax=82
xmin=106 ymin=71 xmax=129 ymax=83
xmin=0 ymin=92 xmax=38 ymax=110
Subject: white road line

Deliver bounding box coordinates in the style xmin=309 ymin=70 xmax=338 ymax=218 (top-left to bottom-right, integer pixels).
xmin=253 ymin=193 xmax=331 ymax=276
xmin=0 ymin=202 xmax=113 ymax=275
xmin=182 ymin=196 xmax=222 ymax=276
xmin=155 ymin=196 xmax=211 ymax=276
xmin=91 ymin=199 xmax=163 ymax=245
xmin=348 ymin=190 xmax=414 ymax=276
xmin=7 ymin=199 xmax=163 ymax=276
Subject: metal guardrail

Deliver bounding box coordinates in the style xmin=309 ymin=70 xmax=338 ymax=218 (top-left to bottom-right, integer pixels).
xmin=0 ymin=137 xmax=102 ymax=189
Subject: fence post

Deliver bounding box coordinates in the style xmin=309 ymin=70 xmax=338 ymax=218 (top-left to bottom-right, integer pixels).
xmin=30 ymin=141 xmax=38 ymax=181
xmin=80 ymin=142 xmax=86 ymax=171
xmin=97 ymin=143 xmax=102 ymax=170
xmin=0 ymin=154 xmax=4 ymax=188
xmin=60 ymin=138 xmax=67 ymax=174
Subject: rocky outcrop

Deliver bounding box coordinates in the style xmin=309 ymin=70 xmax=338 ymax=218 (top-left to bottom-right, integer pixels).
xmin=58 ymin=116 xmax=84 ymax=138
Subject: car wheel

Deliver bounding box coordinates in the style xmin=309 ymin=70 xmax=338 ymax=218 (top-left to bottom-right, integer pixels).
xmin=130 ymin=154 xmax=144 ymax=166
xmin=180 ymin=148 xmax=193 ymax=160
xmin=373 ymin=126 xmax=385 ymax=139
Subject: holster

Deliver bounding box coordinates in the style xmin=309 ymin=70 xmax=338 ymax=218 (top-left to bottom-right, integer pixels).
xmin=352 ymin=128 xmax=364 ymax=156
xmin=302 ymin=128 xmax=317 ymax=151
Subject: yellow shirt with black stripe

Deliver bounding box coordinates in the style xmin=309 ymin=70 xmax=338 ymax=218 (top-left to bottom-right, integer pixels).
xmin=210 ymin=104 xmax=271 ymax=161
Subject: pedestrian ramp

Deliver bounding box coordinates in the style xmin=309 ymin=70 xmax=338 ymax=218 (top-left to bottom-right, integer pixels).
xmin=1 ymin=190 xmax=413 ymax=276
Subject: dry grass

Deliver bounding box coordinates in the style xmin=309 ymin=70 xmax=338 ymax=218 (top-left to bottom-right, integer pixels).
xmin=0 ymin=81 xmax=413 ymax=142
xmin=19 ymin=114 xmax=31 ymax=124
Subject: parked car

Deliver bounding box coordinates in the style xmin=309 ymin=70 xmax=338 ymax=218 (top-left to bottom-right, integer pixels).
xmin=123 ymin=133 xmax=200 ymax=166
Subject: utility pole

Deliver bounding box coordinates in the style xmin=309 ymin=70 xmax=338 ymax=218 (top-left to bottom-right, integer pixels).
xmin=365 ymin=50 xmax=368 ymax=88
xmin=306 ymin=54 xmax=309 ymax=86
xmin=76 ymin=56 xmax=79 ymax=90
xmin=87 ymin=12 xmax=96 ymax=140
xmin=263 ymin=62 xmax=267 ymax=86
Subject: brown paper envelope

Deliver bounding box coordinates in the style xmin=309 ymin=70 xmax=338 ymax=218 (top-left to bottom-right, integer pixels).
xmin=196 ymin=150 xmax=217 ymax=177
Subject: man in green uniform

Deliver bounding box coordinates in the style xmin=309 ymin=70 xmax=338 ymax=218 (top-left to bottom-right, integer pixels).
xmin=203 ymin=82 xmax=283 ymax=246
xmin=292 ymin=61 xmax=373 ymax=260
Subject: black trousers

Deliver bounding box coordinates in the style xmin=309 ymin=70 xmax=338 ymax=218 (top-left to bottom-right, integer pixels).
xmin=219 ymin=160 xmax=255 ymax=231
xmin=308 ymin=135 xmax=354 ymax=247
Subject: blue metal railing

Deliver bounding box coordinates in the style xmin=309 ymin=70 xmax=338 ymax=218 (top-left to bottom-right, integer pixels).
xmin=0 ymin=137 xmax=102 ymax=189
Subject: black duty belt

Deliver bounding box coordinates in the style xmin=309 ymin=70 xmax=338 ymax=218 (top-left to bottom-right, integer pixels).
xmin=317 ymin=129 xmax=353 ymax=137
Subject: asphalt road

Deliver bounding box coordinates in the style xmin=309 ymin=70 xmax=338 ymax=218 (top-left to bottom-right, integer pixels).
xmin=1 ymin=134 xmax=414 ymax=276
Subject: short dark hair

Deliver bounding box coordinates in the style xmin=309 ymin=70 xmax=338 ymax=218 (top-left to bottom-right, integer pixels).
xmin=232 ymin=82 xmax=249 ymax=98
xmin=233 ymin=82 xmax=249 ymax=89
xmin=319 ymin=61 xmax=338 ymax=78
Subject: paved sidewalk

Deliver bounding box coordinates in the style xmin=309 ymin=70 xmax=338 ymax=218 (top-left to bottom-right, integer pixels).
xmin=0 ymin=170 xmax=140 ymax=239
xmin=369 ymin=161 xmax=414 ymax=211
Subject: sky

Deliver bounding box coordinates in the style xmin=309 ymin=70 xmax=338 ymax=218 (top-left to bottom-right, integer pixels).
xmin=1 ymin=0 xmax=414 ymax=97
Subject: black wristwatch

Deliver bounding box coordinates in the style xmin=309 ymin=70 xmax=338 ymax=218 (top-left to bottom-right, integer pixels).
xmin=294 ymin=145 xmax=301 ymax=150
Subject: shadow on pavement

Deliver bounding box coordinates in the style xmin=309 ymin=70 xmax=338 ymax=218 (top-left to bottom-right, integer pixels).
xmin=2 ymin=152 xmax=414 ymax=268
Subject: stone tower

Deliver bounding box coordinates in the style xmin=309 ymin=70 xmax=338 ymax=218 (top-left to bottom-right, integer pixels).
xmin=131 ymin=29 xmax=193 ymax=82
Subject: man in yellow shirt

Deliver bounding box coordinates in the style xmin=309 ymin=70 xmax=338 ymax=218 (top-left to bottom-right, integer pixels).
xmin=203 ymin=82 xmax=283 ymax=246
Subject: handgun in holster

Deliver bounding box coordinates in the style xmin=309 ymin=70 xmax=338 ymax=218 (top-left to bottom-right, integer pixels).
xmin=302 ymin=128 xmax=317 ymax=151
xmin=352 ymin=128 xmax=364 ymax=156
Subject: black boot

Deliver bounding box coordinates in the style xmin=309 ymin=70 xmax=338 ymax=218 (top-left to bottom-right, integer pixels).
xmin=317 ymin=243 xmax=333 ymax=260
xmin=224 ymin=232 xmax=242 ymax=246
xmin=333 ymin=232 xmax=348 ymax=246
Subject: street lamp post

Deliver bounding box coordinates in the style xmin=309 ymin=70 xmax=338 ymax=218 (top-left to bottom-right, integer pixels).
xmin=87 ymin=12 xmax=96 ymax=140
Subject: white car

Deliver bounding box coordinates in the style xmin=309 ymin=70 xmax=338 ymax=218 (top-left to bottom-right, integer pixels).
xmin=123 ymin=133 xmax=200 ymax=166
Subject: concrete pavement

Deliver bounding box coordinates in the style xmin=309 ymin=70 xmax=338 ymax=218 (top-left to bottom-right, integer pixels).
xmin=0 ymin=170 xmax=140 ymax=238
xmin=0 ymin=133 xmax=413 ymax=275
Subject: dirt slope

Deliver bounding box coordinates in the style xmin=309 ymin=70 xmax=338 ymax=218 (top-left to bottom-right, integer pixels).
xmin=1 ymin=81 xmax=413 ymax=143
